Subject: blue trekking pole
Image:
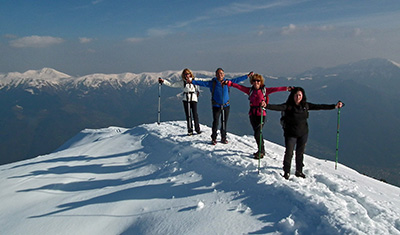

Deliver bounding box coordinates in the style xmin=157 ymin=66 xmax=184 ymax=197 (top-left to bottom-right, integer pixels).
xmin=335 ymin=101 xmax=344 ymax=169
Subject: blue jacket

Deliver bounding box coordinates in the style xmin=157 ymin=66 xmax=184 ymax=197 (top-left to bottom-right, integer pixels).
xmin=192 ymin=75 xmax=248 ymax=107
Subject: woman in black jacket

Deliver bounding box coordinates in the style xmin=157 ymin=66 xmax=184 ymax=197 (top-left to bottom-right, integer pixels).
xmin=266 ymin=87 xmax=343 ymax=179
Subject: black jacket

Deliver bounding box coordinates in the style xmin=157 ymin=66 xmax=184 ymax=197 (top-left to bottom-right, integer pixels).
xmin=267 ymin=102 xmax=335 ymax=137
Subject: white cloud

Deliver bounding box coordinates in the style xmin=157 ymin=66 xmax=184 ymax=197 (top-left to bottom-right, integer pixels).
xmin=79 ymin=37 xmax=93 ymax=43
xmin=126 ymin=37 xmax=145 ymax=43
xmin=92 ymin=0 xmax=103 ymax=4
xmin=10 ymin=35 xmax=64 ymax=48
xmin=281 ymin=24 xmax=335 ymax=35
xmin=281 ymin=24 xmax=297 ymax=35
xmin=353 ymin=28 xmax=362 ymax=36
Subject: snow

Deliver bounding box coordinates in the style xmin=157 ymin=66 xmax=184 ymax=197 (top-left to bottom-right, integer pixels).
xmin=1 ymin=121 xmax=400 ymax=235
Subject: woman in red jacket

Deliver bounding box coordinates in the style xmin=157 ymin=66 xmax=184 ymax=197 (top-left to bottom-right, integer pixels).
xmin=226 ymin=74 xmax=291 ymax=158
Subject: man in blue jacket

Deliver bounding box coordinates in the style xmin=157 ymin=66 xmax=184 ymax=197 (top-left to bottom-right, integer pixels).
xmin=190 ymin=68 xmax=253 ymax=145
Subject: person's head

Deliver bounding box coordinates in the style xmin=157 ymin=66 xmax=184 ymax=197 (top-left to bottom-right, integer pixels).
xmin=215 ymin=68 xmax=225 ymax=81
xmin=286 ymin=87 xmax=307 ymax=106
xmin=181 ymin=68 xmax=193 ymax=81
xmin=250 ymin=73 xmax=264 ymax=89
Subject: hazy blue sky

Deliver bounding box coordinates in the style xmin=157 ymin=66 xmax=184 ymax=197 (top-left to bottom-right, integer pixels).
xmin=1 ymin=0 xmax=400 ymax=76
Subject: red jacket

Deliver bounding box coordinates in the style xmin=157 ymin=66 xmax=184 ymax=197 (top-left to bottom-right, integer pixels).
xmin=229 ymin=82 xmax=287 ymax=116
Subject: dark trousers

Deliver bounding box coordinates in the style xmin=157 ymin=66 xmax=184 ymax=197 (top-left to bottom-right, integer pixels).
xmin=250 ymin=115 xmax=265 ymax=153
xmin=183 ymin=101 xmax=200 ymax=133
xmin=211 ymin=106 xmax=230 ymax=140
xmin=283 ymin=134 xmax=308 ymax=173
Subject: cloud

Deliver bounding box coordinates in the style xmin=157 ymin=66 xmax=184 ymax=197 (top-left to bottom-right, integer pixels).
xmin=212 ymin=1 xmax=290 ymax=16
xmin=10 ymin=36 xmax=64 ymax=48
xmin=92 ymin=0 xmax=103 ymax=4
xmin=126 ymin=37 xmax=145 ymax=43
xmin=79 ymin=37 xmax=93 ymax=43
xmin=281 ymin=24 xmax=335 ymax=35
xmin=281 ymin=24 xmax=297 ymax=35
xmin=142 ymin=1 xmax=299 ymax=39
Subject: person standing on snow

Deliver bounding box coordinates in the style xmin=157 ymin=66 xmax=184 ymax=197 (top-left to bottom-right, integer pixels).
xmin=188 ymin=68 xmax=253 ymax=145
xmin=225 ymin=73 xmax=292 ymax=158
xmin=159 ymin=68 xmax=203 ymax=135
xmin=266 ymin=87 xmax=343 ymax=179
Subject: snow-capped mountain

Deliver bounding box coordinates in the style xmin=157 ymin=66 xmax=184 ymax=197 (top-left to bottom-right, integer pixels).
xmin=1 ymin=121 xmax=399 ymax=234
xmin=0 ymin=68 xmax=218 ymax=92
xmin=1 ymin=58 xmax=400 ymax=188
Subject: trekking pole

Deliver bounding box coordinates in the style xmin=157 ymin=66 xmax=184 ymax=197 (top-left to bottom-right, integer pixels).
xmin=157 ymin=80 xmax=162 ymax=125
xmin=221 ymin=106 xmax=225 ymax=135
xmin=335 ymin=101 xmax=344 ymax=169
xmin=258 ymin=106 xmax=264 ymax=174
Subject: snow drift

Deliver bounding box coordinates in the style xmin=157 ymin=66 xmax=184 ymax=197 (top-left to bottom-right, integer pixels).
xmin=1 ymin=121 xmax=399 ymax=234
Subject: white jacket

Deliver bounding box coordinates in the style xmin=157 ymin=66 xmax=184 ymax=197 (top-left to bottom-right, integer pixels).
xmin=163 ymin=78 xmax=205 ymax=102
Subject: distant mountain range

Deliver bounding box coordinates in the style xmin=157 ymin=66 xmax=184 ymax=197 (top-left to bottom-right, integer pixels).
xmin=1 ymin=58 xmax=399 ymax=186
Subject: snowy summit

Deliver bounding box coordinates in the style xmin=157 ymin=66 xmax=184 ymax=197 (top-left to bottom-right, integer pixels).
xmin=1 ymin=121 xmax=400 ymax=234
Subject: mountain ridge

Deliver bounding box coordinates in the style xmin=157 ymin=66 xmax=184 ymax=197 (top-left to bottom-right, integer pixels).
xmin=0 ymin=58 xmax=399 ymax=187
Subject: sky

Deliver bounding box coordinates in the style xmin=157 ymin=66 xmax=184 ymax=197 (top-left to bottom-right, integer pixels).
xmin=1 ymin=120 xmax=400 ymax=234
xmin=1 ymin=0 xmax=400 ymax=76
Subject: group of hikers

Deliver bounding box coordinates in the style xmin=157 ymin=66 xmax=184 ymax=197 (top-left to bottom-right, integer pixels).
xmin=158 ymin=68 xmax=343 ymax=180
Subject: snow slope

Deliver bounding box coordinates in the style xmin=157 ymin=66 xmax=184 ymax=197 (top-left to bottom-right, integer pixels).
xmin=1 ymin=121 xmax=399 ymax=235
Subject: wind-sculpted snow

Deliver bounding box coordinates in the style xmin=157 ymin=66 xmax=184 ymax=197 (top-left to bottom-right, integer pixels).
xmin=0 ymin=121 xmax=399 ymax=234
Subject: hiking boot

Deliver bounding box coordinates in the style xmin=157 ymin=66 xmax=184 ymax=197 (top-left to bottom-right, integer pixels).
xmin=196 ymin=130 xmax=202 ymax=134
xmin=295 ymin=171 xmax=306 ymax=178
xmin=211 ymin=139 xmax=217 ymax=145
xmin=253 ymin=151 xmax=264 ymax=159
xmin=221 ymin=139 xmax=228 ymax=144
xmin=283 ymin=172 xmax=290 ymax=180
xmin=188 ymin=132 xmax=193 ymax=136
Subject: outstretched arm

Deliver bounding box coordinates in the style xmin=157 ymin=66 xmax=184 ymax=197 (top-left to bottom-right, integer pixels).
xmin=158 ymin=77 xmax=183 ymax=88
xmin=265 ymin=86 xmax=290 ymax=95
xmin=229 ymin=71 xmax=253 ymax=84
xmin=226 ymin=81 xmax=250 ymax=94
xmin=191 ymin=79 xmax=212 ymax=88
xmin=266 ymin=103 xmax=287 ymax=111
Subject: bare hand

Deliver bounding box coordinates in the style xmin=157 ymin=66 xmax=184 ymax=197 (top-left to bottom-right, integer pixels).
xmin=261 ymin=100 xmax=267 ymax=108
xmin=336 ymin=101 xmax=344 ymax=108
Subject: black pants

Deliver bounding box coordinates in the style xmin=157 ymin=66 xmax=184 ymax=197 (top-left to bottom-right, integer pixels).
xmin=211 ymin=106 xmax=230 ymax=140
xmin=249 ymin=115 xmax=265 ymax=153
xmin=283 ymin=134 xmax=308 ymax=174
xmin=183 ymin=101 xmax=200 ymax=133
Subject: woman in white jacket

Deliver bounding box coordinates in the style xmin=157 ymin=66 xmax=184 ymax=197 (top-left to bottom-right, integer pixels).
xmin=159 ymin=68 xmax=203 ymax=135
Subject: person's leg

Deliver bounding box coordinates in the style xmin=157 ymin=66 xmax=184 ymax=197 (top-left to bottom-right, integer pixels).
xmin=283 ymin=136 xmax=297 ymax=174
xmin=221 ymin=106 xmax=230 ymax=141
xmin=212 ymin=106 xmax=221 ymax=141
xmin=182 ymin=101 xmax=192 ymax=134
xmin=295 ymin=133 xmax=308 ymax=175
xmin=191 ymin=102 xmax=201 ymax=133
xmin=250 ymin=115 xmax=264 ymax=154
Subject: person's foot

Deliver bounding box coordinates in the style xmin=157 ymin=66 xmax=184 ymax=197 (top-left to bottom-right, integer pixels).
xmin=188 ymin=132 xmax=193 ymax=136
xmin=295 ymin=171 xmax=306 ymax=178
xmin=283 ymin=172 xmax=290 ymax=180
xmin=253 ymin=151 xmax=264 ymax=159
xmin=211 ymin=139 xmax=217 ymax=145
xmin=221 ymin=139 xmax=228 ymax=144
xmin=196 ymin=130 xmax=202 ymax=134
